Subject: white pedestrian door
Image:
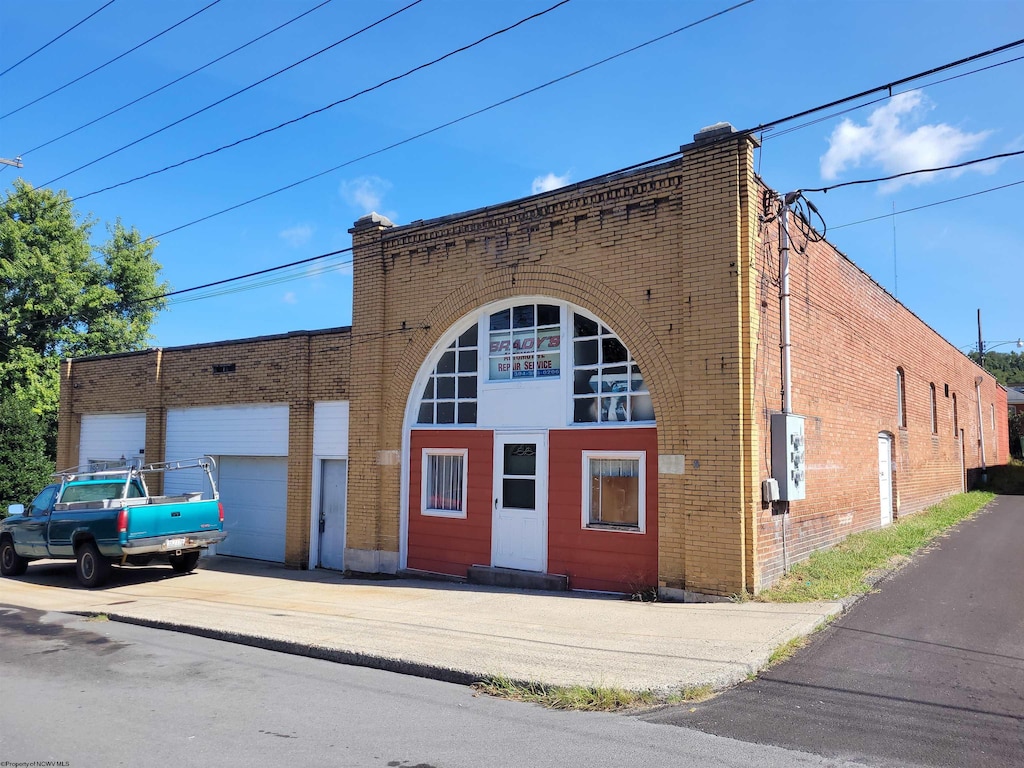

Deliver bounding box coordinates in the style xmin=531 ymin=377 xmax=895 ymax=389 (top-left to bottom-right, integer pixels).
xmin=878 ymin=434 xmax=893 ymax=526
xmin=318 ymin=459 xmax=347 ymax=571
xmin=492 ymin=432 xmax=547 ymax=572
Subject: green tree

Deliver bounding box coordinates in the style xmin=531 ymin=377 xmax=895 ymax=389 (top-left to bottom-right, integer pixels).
xmin=0 ymin=394 xmax=54 ymax=512
xmin=0 ymin=179 xmax=169 ymax=455
xmin=969 ymin=350 xmax=1024 ymax=386
xmin=1010 ymin=409 xmax=1024 ymax=460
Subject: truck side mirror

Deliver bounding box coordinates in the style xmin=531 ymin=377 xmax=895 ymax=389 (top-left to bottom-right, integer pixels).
xmin=6 ymin=504 xmax=25 ymax=516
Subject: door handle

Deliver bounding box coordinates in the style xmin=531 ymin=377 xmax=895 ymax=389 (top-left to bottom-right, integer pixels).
xmin=494 ymin=497 xmax=498 ymax=509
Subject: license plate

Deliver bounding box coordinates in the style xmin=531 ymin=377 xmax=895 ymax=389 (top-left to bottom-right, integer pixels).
xmin=164 ymin=538 xmax=186 ymax=550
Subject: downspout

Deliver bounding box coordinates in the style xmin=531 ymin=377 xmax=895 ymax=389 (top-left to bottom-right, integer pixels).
xmin=975 ymin=376 xmax=987 ymax=484
xmin=778 ymin=194 xmax=799 ymax=573
xmin=780 ymin=198 xmax=795 ymax=416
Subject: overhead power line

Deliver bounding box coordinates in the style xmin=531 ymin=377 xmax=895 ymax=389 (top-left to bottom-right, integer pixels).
xmin=149 ymin=98 xmax=1024 ymax=308
xmin=801 ymin=150 xmax=1024 ymax=194
xmin=54 ymin=0 xmax=570 ymax=191
xmin=42 ymin=0 xmax=428 ymax=187
xmin=0 ymin=0 xmax=118 ymax=79
xmin=0 ymin=0 xmax=225 ymax=122
xmin=153 ymin=248 xmax=352 ymax=302
xmin=763 ymin=53 xmax=1024 ymax=143
xmin=145 ymin=9 xmax=1018 ymax=244
xmin=830 ymin=179 xmax=1024 ymax=230
xmin=135 ymin=0 xmax=757 ymax=240
xmin=741 ymin=37 xmax=1024 ymax=146
xmin=18 ymin=0 xmax=336 ymax=159
xmin=165 ymin=257 xmax=353 ymax=306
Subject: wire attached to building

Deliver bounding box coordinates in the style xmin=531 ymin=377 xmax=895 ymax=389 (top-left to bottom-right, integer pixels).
xmin=802 ymin=150 xmax=1024 ymax=194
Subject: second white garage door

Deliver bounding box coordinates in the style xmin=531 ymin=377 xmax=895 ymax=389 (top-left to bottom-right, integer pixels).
xmin=216 ymin=456 xmax=288 ymax=563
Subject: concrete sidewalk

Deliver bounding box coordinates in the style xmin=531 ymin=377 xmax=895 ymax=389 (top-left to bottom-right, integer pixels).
xmin=0 ymin=556 xmax=842 ymax=694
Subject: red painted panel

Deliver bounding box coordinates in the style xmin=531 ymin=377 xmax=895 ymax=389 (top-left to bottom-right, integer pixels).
xmin=548 ymin=428 xmax=658 ymax=593
xmin=408 ymin=430 xmax=493 ymax=576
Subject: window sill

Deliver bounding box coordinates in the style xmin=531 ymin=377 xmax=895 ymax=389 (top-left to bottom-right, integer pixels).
xmin=421 ymin=509 xmax=467 ymax=519
xmin=584 ymin=522 xmax=644 ymax=534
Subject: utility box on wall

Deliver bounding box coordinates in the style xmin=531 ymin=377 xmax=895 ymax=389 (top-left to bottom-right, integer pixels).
xmin=771 ymin=413 xmax=806 ymax=501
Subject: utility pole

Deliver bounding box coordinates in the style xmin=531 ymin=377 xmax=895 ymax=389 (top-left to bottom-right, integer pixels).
xmin=977 ymin=308 xmax=985 ymax=370
xmin=0 ymin=156 xmax=23 ymax=168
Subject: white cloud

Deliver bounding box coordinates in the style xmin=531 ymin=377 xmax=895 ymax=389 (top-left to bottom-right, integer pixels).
xmin=820 ymin=91 xmax=991 ymax=190
xmin=282 ymin=291 xmax=297 ymax=304
xmin=279 ymin=224 xmax=313 ymax=248
xmin=340 ymin=176 xmax=395 ymax=219
xmin=532 ymin=172 xmax=571 ymax=195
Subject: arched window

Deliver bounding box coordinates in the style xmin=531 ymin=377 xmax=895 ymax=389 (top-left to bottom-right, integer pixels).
xmin=571 ymin=312 xmax=652 ymax=423
xmin=411 ymin=300 xmax=653 ymax=428
xmin=930 ymin=383 xmax=938 ymax=434
xmin=416 ymin=325 xmax=478 ymax=425
xmin=896 ymin=367 xmax=907 ymax=428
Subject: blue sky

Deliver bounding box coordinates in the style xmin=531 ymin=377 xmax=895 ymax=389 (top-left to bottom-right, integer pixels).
xmin=1 ymin=0 xmax=1021 ymax=355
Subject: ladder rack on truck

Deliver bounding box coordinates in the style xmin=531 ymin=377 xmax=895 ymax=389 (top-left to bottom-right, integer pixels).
xmin=52 ymin=456 xmax=219 ymax=500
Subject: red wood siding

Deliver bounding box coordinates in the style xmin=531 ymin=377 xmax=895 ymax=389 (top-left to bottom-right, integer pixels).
xmin=408 ymin=430 xmax=493 ymax=576
xmin=548 ymin=427 xmax=658 ymax=593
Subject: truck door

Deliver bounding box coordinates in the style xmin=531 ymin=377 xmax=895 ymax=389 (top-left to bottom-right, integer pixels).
xmin=21 ymin=484 xmax=59 ymax=557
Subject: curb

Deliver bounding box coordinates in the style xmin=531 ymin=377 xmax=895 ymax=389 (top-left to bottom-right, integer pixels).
xmin=77 ymin=610 xmax=489 ymax=688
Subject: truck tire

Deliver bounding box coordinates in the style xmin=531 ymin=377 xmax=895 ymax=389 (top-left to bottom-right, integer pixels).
xmin=0 ymin=538 xmax=28 ymax=577
xmin=168 ymin=551 xmax=201 ymax=574
xmin=75 ymin=540 xmax=111 ymax=588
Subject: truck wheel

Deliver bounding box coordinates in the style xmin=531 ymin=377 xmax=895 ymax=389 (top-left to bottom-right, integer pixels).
xmin=168 ymin=551 xmax=201 ymax=574
xmin=75 ymin=541 xmax=111 ymax=588
xmin=0 ymin=538 xmax=28 ymax=577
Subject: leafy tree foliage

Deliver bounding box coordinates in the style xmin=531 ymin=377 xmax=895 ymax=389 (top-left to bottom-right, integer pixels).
xmin=1010 ymin=409 xmax=1024 ymax=460
xmin=0 ymin=180 xmax=169 ymax=455
xmin=0 ymin=395 xmax=53 ymax=511
xmin=968 ymin=350 xmax=1024 ymax=387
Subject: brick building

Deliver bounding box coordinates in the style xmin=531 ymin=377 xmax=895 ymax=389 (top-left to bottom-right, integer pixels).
xmin=57 ymin=125 xmax=1008 ymax=598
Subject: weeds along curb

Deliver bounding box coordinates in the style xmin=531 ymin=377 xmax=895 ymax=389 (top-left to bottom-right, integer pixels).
xmin=756 ymin=491 xmax=996 ymax=604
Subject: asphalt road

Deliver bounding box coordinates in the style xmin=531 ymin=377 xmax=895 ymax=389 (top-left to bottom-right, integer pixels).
xmin=640 ymin=495 xmax=1024 ymax=768
xmin=0 ymin=605 xmax=853 ymax=768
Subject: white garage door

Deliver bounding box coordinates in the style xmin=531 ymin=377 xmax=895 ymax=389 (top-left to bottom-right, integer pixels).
xmin=163 ymin=404 xmax=290 ymax=556
xmin=79 ymin=413 xmax=146 ymax=468
xmin=216 ymin=456 xmax=288 ymax=563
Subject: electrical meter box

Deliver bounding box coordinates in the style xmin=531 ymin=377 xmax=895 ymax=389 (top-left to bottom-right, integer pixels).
xmin=771 ymin=413 xmax=806 ymax=501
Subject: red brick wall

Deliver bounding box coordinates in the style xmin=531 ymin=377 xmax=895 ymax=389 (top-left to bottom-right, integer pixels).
xmin=752 ymin=187 xmax=1008 ymax=588
xmin=407 ymin=429 xmax=493 ymax=576
xmin=548 ymin=427 xmax=658 ymax=593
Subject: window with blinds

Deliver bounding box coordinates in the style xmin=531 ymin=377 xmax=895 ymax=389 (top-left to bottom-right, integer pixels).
xmin=421 ymin=449 xmax=468 ymax=518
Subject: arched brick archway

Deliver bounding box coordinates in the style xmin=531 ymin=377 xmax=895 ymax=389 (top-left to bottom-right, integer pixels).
xmin=381 ymin=262 xmax=689 ymax=590
xmin=384 ymin=263 xmax=685 ymax=445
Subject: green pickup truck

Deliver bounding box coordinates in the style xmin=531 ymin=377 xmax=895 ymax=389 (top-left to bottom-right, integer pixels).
xmin=0 ymin=458 xmax=226 ymax=587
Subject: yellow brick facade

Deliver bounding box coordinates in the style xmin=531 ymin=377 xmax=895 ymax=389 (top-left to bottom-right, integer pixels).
xmin=58 ymin=329 xmax=351 ymax=568
xmin=346 ymin=132 xmax=763 ymax=596
xmin=57 ymin=127 xmax=1005 ymax=597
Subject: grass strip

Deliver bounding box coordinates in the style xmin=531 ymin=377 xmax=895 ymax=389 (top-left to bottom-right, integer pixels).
xmin=758 ymin=491 xmax=995 ymax=603
xmin=473 ymin=677 xmax=713 ymax=711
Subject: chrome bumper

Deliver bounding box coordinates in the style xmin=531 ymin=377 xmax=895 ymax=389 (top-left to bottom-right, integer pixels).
xmin=121 ymin=530 xmax=227 ymax=555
